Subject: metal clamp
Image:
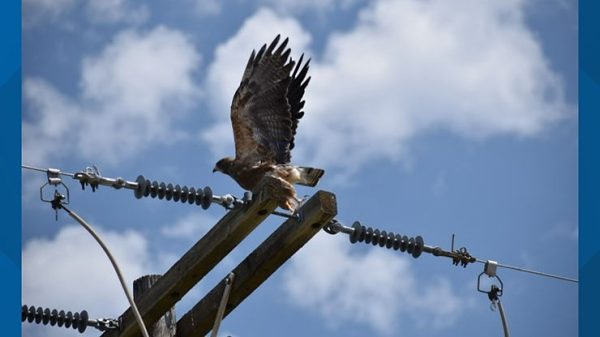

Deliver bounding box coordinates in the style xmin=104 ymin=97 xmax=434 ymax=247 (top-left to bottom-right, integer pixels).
xmin=40 ymin=168 xmax=70 ymax=206
xmin=484 ymin=260 xmax=498 ymax=277
xmin=92 ymin=318 xmax=120 ymax=331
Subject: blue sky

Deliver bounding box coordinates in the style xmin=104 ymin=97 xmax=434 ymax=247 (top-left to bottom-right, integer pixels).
xmin=21 ymin=1 xmax=578 ymax=337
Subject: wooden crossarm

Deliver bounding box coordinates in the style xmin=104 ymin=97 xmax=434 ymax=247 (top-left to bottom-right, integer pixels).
xmin=175 ymin=190 xmax=337 ymax=337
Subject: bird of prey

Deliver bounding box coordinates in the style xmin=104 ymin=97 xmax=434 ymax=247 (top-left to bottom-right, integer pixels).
xmin=213 ymin=35 xmax=324 ymax=211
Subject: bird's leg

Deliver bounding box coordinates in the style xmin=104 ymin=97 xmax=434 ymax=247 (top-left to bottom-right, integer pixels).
xmin=296 ymin=195 xmax=308 ymax=208
xmin=291 ymin=195 xmax=310 ymax=216
xmin=284 ymin=197 xmax=299 ymax=213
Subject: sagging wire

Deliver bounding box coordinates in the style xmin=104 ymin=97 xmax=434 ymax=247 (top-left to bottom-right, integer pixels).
xmin=48 ymin=191 xmax=151 ymax=337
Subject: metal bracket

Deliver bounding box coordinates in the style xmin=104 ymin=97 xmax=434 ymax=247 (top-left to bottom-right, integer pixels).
xmin=40 ymin=169 xmax=70 ymax=205
xmin=211 ymin=272 xmax=235 ymax=337
xmin=39 ymin=168 xmax=70 ymax=220
xmin=91 ymin=318 xmax=120 ymax=331
xmin=477 ymin=270 xmax=504 ymax=298
xmin=484 ymin=260 xmax=498 ymax=277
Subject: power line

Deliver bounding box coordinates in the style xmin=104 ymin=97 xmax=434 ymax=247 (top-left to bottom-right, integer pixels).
xmin=22 ymin=164 xmax=74 ymax=177
xmin=325 ymin=220 xmax=578 ymax=284
xmin=22 ymin=163 xmax=576 ymax=337
xmin=475 ymin=259 xmax=577 ymax=283
xmin=22 ymin=164 xmax=579 ymax=284
xmin=51 ymin=195 xmax=151 ymax=337
xmin=21 ymin=164 xmax=248 ymax=210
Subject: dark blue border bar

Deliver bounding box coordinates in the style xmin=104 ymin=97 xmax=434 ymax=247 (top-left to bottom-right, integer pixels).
xmin=0 ymin=0 xmax=21 ymax=336
xmin=580 ymin=1 xmax=599 ymax=336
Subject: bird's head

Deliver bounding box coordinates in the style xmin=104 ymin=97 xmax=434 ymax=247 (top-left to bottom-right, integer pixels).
xmin=213 ymin=157 xmax=235 ymax=175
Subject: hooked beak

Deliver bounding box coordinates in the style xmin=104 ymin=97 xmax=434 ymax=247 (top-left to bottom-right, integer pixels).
xmin=212 ymin=167 xmax=218 ymax=173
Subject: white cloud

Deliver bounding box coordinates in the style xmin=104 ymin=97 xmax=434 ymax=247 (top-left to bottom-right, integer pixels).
xmin=22 ymin=78 xmax=81 ymax=166
xmin=23 ymin=0 xmax=76 ymax=18
xmin=541 ymin=222 xmax=578 ymax=242
xmin=282 ymin=234 xmax=468 ymax=335
xmin=23 ymin=26 xmax=200 ymax=166
xmin=432 ymin=170 xmax=447 ymax=196
xmin=24 ymin=0 xmax=148 ymax=26
xmin=262 ymin=0 xmax=361 ymax=13
xmin=201 ymin=0 xmax=571 ymax=177
xmin=200 ymin=7 xmax=312 ymax=156
xmin=193 ymin=0 xmax=223 ymax=16
xmin=85 ymin=0 xmax=149 ymax=25
xmin=160 ymin=212 xmax=219 ymax=240
xmin=22 ymin=225 xmax=153 ymax=337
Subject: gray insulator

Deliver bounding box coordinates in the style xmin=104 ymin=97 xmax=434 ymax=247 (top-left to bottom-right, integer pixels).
xmin=347 ymin=221 xmax=425 ymax=259
xmin=379 ymin=231 xmax=387 ymax=247
xmin=400 ymin=235 xmax=408 ymax=252
xmin=180 ymin=186 xmax=188 ymax=203
xmin=372 ymin=229 xmax=380 ymax=246
xmin=413 ymin=236 xmax=424 ymax=258
xmin=78 ymin=310 xmax=89 ymax=333
xmin=384 ymin=231 xmax=394 ymax=249
xmin=143 ymin=181 xmax=151 ymax=197
xmin=43 ymin=308 xmax=50 ymax=324
xmin=393 ymin=234 xmax=402 ymax=250
xmin=50 ymin=309 xmax=58 ymax=325
xmin=150 ymin=181 xmax=159 ymax=198
xmin=188 ymin=187 xmax=196 ymax=204
xmin=158 ymin=182 xmax=166 ymax=199
xmin=407 ymin=237 xmax=415 ymax=254
xmin=194 ymin=188 xmax=202 ymax=206
xmin=166 ymin=183 xmax=174 ymax=200
xmin=22 ymin=305 xmax=90 ymax=333
xmin=173 ymin=185 xmax=181 ymax=202
xmin=364 ymin=227 xmax=373 ymax=244
xmin=134 ymin=175 xmax=145 ymax=199
xmin=349 ymin=222 xmax=361 ymax=243
xmin=58 ymin=310 xmax=65 ymax=326
xmin=201 ymin=186 xmax=212 ymax=209
xmin=133 ymin=175 xmax=214 ymax=210
xmin=65 ymin=311 xmax=73 ymax=328
xmin=27 ymin=306 xmax=35 ymax=323
xmin=35 ymin=307 xmax=43 ymax=324
xmin=72 ymin=312 xmax=80 ymax=329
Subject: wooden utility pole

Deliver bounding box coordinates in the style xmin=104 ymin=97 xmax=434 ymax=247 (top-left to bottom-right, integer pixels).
xmin=133 ymin=275 xmax=176 ymax=337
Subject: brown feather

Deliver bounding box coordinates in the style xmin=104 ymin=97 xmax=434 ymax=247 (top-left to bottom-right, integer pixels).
xmin=230 ymin=35 xmax=300 ymax=164
xmin=220 ymin=35 xmax=320 ymax=211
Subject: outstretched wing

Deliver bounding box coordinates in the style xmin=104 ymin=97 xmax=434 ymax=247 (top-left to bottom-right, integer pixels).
xmin=285 ymin=53 xmax=311 ymax=162
xmin=231 ymin=35 xmax=304 ymax=164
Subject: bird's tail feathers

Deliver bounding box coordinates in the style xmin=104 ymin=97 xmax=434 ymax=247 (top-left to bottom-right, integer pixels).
xmin=295 ymin=167 xmax=324 ymax=187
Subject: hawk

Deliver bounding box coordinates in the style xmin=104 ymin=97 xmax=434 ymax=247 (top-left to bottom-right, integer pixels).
xmin=213 ymin=35 xmax=324 ymax=211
